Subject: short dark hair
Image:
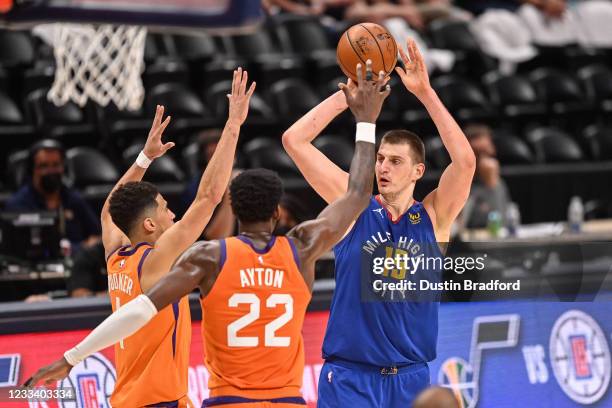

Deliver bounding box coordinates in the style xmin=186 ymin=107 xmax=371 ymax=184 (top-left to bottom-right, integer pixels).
xmin=28 ymin=139 xmax=65 ymax=176
xmin=109 ymin=181 xmax=159 ymax=236
xmin=381 ymin=130 xmax=425 ymax=164
xmin=230 ymin=169 xmax=283 ymax=223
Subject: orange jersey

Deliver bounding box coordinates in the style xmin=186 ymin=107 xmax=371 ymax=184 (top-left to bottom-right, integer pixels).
xmin=201 ymin=236 xmax=311 ymax=400
xmin=107 ymin=242 xmax=192 ymax=408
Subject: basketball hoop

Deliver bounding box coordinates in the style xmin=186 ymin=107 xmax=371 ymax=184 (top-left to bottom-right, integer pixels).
xmin=33 ymin=23 xmax=147 ymax=111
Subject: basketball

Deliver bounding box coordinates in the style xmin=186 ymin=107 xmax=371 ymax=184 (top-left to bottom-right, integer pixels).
xmin=336 ymin=23 xmax=398 ymax=82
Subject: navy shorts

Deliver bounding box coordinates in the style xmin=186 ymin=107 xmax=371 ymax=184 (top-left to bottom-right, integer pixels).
xmin=317 ymin=359 xmax=430 ymax=408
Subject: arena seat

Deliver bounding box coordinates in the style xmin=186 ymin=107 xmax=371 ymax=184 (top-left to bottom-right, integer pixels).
xmin=431 ymin=76 xmax=495 ymax=123
xmin=269 ymin=78 xmax=319 ymax=123
xmin=529 ymin=68 xmax=593 ymax=117
xmin=0 ymin=30 xmax=35 ymax=68
xmin=424 ymin=137 xmax=450 ymax=170
xmin=313 ymin=135 xmax=354 ymax=172
xmin=578 ymin=64 xmax=612 ymax=115
xmin=25 ymin=88 xmax=96 ymax=146
xmin=95 ymin=103 xmax=152 ymax=152
xmin=0 ymin=91 xmax=36 ymax=152
xmin=483 ymin=72 xmax=547 ymax=127
xmin=242 ymin=137 xmax=300 ymax=177
xmin=5 ymin=149 xmax=29 ymax=190
xmin=492 ymin=129 xmax=535 ymax=165
xmin=271 ymin=14 xmax=339 ymax=83
xmin=583 ymin=125 xmax=612 ymax=161
xmin=146 ymin=83 xmax=216 ymax=136
xmin=428 ymin=20 xmax=496 ymax=77
xmin=123 ymin=144 xmax=185 ymax=183
xmin=170 ymin=33 xmax=217 ymax=63
xmin=143 ymin=59 xmax=191 ymax=89
xmin=66 ymin=147 xmax=119 ymax=188
xmin=525 ymin=127 xmax=584 ymax=163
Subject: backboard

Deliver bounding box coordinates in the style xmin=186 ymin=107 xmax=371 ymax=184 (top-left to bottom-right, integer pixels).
xmin=1 ymin=0 xmax=263 ymax=32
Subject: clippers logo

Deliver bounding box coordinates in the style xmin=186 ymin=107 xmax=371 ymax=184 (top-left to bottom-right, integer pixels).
xmin=438 ymin=315 xmax=520 ymax=408
xmin=408 ymin=212 xmax=421 ymax=225
xmin=549 ymin=310 xmax=611 ymax=405
xmin=59 ymin=353 xmax=116 ymax=408
xmin=570 ymin=336 xmax=591 ymax=379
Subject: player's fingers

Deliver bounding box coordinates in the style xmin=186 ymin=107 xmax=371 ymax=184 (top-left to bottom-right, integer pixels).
xmin=395 ymin=67 xmax=407 ymax=81
xmin=398 ymin=46 xmax=410 ymax=66
xmin=338 ymin=82 xmax=352 ymax=102
xmin=246 ymin=81 xmax=256 ymax=97
xmin=356 ymin=63 xmax=363 ymax=88
xmin=380 ymin=84 xmax=391 ymax=99
xmin=240 ymin=69 xmax=248 ymax=95
xmin=375 ymin=70 xmax=385 ymax=89
xmin=231 ymin=69 xmax=238 ymax=96
xmin=152 ymin=105 xmax=162 ymax=127
xmin=365 ymin=59 xmax=373 ymax=82
xmin=162 ymin=142 xmax=175 ymax=152
xmin=158 ymin=116 xmax=171 ymax=133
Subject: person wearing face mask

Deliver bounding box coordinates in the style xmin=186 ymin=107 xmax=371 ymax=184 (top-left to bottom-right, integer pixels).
xmin=5 ymin=139 xmax=101 ymax=254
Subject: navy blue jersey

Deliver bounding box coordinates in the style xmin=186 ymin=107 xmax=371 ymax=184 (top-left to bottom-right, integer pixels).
xmin=322 ymin=195 xmax=442 ymax=366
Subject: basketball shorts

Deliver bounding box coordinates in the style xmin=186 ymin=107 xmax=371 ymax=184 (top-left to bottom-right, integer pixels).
xmin=317 ymin=359 xmax=430 ymax=408
xmin=201 ymin=396 xmax=306 ymax=407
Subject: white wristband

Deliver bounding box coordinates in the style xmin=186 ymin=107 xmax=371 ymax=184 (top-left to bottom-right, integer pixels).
xmin=135 ymin=151 xmax=152 ymax=169
xmin=356 ymin=122 xmax=376 ymax=144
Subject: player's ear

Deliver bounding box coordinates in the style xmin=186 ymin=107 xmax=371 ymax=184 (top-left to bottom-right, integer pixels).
xmin=273 ymin=206 xmax=281 ymax=221
xmin=413 ymin=162 xmax=425 ymax=181
xmin=143 ymin=217 xmax=156 ymax=233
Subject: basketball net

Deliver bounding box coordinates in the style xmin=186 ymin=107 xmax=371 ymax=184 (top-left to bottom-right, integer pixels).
xmin=34 ymin=24 xmax=147 ymax=110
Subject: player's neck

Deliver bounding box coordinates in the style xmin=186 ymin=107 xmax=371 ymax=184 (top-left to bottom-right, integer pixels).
xmin=379 ymin=191 xmax=415 ymax=219
xmin=238 ymin=221 xmax=275 ymax=239
xmin=128 ymin=231 xmax=158 ymax=248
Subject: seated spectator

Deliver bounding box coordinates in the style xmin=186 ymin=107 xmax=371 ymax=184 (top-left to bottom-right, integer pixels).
xmin=181 ymin=130 xmax=237 ymax=240
xmin=5 ymin=139 xmax=101 ymax=253
xmin=458 ymin=125 xmax=513 ymax=229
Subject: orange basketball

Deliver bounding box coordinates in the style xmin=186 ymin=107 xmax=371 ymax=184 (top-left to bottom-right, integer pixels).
xmin=337 ymin=23 xmax=398 ymax=82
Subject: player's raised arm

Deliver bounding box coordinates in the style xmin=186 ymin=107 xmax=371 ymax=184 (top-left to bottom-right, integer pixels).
xmin=282 ymin=88 xmax=350 ymax=204
xmin=24 ymin=241 xmax=215 ymax=387
xmin=288 ymin=61 xmax=390 ymax=270
xmin=395 ymin=39 xmax=476 ymax=237
xmin=101 ymin=105 xmax=173 ymax=259
xmin=141 ymin=68 xmax=255 ymax=290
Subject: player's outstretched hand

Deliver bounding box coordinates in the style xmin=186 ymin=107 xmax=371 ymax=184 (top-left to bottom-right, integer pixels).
xmin=227 ymin=67 xmax=256 ymax=127
xmin=143 ymin=104 xmax=174 ymax=159
xmin=395 ymin=38 xmax=431 ymax=99
xmin=338 ymin=59 xmax=391 ymax=124
xmin=23 ymin=357 xmax=72 ymax=387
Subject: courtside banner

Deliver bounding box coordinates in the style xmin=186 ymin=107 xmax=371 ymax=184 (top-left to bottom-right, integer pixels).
xmin=1 ymin=304 xmax=612 ymax=407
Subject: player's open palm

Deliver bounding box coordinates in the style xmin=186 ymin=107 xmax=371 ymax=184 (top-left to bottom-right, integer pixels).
xmin=339 ymin=59 xmax=391 ymax=124
xmin=24 ymin=357 xmax=72 ymax=387
xmin=395 ymin=39 xmax=431 ymax=99
xmin=143 ymin=104 xmax=174 ymax=159
xmin=227 ymin=67 xmax=256 ymax=126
